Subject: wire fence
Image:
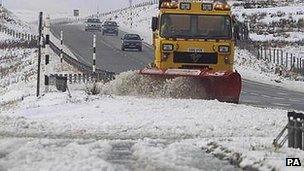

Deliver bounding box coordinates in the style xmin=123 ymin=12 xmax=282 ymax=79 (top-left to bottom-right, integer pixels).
xmin=237 ymin=22 xmax=304 ymax=76
xmin=257 ymin=47 xmax=304 ymax=70
xmin=239 ymin=41 xmax=304 ymax=75
xmin=0 ymin=25 xmax=38 ymax=41
xmin=0 ymin=24 xmax=38 ymax=49
xmin=96 ymin=0 xmax=158 ymax=18
xmin=49 ymin=73 xmax=108 ymax=84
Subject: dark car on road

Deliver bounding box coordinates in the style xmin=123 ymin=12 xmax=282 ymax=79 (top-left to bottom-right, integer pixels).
xmin=121 ymin=34 xmax=143 ymax=51
xmin=85 ymin=18 xmax=102 ymax=32
xmin=102 ymin=21 xmax=119 ymax=36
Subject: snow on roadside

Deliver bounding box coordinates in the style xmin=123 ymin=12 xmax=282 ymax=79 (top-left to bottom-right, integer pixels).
xmin=235 ymin=48 xmax=304 ymax=93
xmin=0 ymin=87 xmax=302 ymax=170
xmin=0 ymin=32 xmax=18 ymax=42
xmin=1 ymin=7 xmax=34 ymax=34
xmin=104 ymin=4 xmax=158 ymax=44
xmin=0 ymin=137 xmax=115 ymax=171
xmin=201 ymin=137 xmax=304 ymax=171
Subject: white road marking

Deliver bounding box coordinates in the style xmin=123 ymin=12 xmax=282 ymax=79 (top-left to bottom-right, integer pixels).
xmin=261 ymin=94 xmax=271 ymax=98
xmin=243 ymin=80 xmax=272 ymax=87
xmin=242 ymin=100 xmax=258 ymax=104
xmin=288 ymin=99 xmax=302 ymax=103
xmin=250 ymin=92 xmax=259 ymax=96
xmin=276 ymin=92 xmax=288 ymax=96
xmin=272 ymin=103 xmax=291 ymax=107
xmin=272 ymin=96 xmax=285 ymax=100
xmin=143 ymin=42 xmax=153 ymax=49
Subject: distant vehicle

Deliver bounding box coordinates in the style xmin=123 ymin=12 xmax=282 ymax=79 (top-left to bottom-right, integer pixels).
xmin=85 ymin=18 xmax=102 ymax=31
xmin=121 ymin=34 xmax=143 ymax=51
xmin=102 ymin=21 xmax=119 ymax=36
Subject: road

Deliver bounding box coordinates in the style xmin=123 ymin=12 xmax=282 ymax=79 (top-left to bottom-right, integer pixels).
xmin=52 ymin=23 xmax=304 ymax=112
xmin=51 ymin=23 xmax=153 ymax=73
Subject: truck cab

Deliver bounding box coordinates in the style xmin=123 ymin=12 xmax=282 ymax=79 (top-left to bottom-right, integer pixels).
xmin=151 ymin=0 xmax=236 ymax=72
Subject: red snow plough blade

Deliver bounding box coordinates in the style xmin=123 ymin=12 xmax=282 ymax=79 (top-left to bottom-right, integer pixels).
xmin=139 ymin=68 xmax=242 ymax=103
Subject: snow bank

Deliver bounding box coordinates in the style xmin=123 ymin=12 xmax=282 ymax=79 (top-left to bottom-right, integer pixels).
xmin=235 ymin=48 xmax=304 ymax=93
xmin=101 ymin=71 xmax=206 ymax=99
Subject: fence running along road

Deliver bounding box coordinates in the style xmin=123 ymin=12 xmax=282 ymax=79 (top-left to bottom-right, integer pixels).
xmin=49 ymin=40 xmax=115 ymax=82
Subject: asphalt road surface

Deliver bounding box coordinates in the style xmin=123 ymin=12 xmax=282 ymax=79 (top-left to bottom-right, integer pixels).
xmin=52 ymin=23 xmax=153 ymax=73
xmin=52 ymin=23 xmax=304 ymax=112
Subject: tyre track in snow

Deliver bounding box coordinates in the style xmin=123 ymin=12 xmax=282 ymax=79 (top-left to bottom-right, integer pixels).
xmin=0 ymin=136 xmax=239 ymax=171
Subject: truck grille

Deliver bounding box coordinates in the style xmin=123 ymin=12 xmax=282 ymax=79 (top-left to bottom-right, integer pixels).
xmin=173 ymin=52 xmax=218 ymax=64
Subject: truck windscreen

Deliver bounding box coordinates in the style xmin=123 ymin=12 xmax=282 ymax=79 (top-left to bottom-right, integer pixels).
xmin=160 ymin=14 xmax=232 ymax=39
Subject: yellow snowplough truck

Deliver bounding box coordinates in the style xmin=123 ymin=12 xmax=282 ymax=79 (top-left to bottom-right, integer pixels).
xmin=139 ymin=0 xmax=242 ymax=103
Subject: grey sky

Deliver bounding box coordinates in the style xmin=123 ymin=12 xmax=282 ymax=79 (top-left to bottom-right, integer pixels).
xmin=4 ymin=0 xmax=149 ymax=14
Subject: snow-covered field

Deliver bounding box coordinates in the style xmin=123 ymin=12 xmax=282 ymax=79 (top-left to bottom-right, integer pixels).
xmin=105 ymin=4 xmax=157 ymax=44
xmin=0 ymin=7 xmax=34 ymax=34
xmin=1 ymin=84 xmax=303 ymax=171
xmin=232 ymin=4 xmax=304 ymax=42
xmin=1 ymin=2 xmax=304 ymax=171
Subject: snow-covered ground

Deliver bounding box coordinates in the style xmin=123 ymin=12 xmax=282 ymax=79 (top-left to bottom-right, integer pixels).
xmin=232 ymin=4 xmax=304 ymax=42
xmin=104 ymin=4 xmax=158 ymax=44
xmin=1 ymin=84 xmax=303 ymax=171
xmin=236 ymin=48 xmax=304 ymax=93
xmin=1 ymin=2 xmax=304 ymax=171
xmin=0 ymin=7 xmax=34 ymax=34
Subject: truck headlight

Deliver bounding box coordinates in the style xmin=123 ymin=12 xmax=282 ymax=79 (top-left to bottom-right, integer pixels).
xmin=162 ymin=44 xmax=173 ymax=51
xmin=218 ymin=45 xmax=230 ymax=53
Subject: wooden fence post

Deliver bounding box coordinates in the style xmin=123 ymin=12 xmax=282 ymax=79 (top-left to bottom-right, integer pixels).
xmin=74 ymin=74 xmax=77 ymax=83
xmin=78 ymin=74 xmax=82 ymax=83
xmin=286 ymin=52 xmax=288 ymax=68
xmin=281 ymin=50 xmax=283 ymax=66
xmin=263 ymin=46 xmax=266 ymax=61
xmin=290 ymin=54 xmax=293 ymax=69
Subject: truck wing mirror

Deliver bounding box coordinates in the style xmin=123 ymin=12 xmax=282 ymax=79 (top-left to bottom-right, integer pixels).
xmin=151 ymin=17 xmax=158 ymax=32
